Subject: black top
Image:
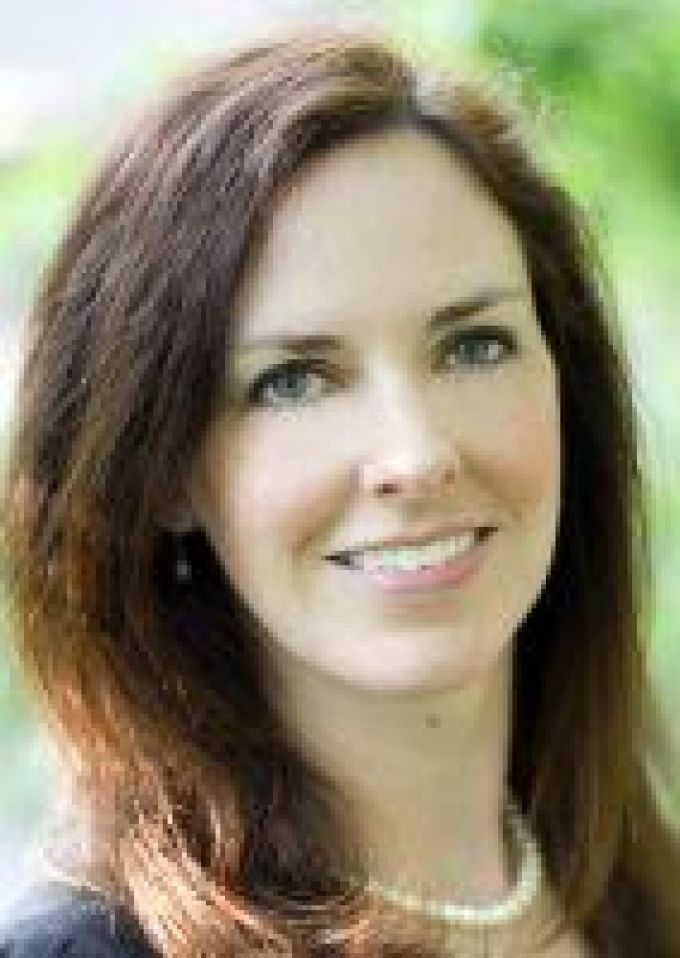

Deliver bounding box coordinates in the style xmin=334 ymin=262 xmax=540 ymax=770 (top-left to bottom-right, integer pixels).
xmin=0 ymin=881 xmax=157 ymax=957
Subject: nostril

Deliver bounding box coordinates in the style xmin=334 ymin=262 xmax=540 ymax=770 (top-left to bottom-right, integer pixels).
xmin=327 ymin=554 xmax=353 ymax=566
xmin=376 ymin=480 xmax=400 ymax=495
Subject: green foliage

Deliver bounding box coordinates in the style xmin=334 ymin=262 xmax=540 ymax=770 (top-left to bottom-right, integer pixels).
xmin=476 ymin=0 xmax=680 ymax=202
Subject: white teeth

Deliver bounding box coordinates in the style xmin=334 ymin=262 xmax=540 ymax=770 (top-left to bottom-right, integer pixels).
xmin=354 ymin=531 xmax=478 ymax=573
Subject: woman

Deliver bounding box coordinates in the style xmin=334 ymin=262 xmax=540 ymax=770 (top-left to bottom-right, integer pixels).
xmin=1 ymin=25 xmax=678 ymax=957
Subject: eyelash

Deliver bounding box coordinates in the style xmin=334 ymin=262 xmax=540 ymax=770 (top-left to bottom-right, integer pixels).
xmin=244 ymin=325 xmax=519 ymax=409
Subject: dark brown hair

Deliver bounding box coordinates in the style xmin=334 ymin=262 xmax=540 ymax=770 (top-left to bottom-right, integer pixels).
xmin=2 ymin=25 xmax=679 ymax=956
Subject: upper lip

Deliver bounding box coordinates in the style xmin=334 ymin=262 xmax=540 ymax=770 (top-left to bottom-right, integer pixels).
xmin=326 ymin=522 xmax=498 ymax=560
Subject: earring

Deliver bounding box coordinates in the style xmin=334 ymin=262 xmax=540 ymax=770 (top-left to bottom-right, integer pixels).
xmin=173 ymin=533 xmax=192 ymax=584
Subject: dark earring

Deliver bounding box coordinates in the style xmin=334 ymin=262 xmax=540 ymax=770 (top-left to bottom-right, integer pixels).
xmin=173 ymin=533 xmax=192 ymax=584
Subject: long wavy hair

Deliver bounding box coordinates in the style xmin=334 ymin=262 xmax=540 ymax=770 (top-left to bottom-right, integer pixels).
xmin=2 ymin=25 xmax=679 ymax=956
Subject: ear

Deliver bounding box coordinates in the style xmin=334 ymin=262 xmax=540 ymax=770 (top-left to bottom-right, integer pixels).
xmin=158 ymin=488 xmax=199 ymax=535
xmin=159 ymin=454 xmax=209 ymax=534
xmin=162 ymin=505 xmax=196 ymax=534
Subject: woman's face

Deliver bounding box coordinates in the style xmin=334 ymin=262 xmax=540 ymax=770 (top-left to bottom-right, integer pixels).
xmin=188 ymin=128 xmax=561 ymax=695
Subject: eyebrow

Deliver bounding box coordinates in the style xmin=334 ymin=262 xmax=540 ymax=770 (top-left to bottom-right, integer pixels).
xmin=232 ymin=286 xmax=530 ymax=354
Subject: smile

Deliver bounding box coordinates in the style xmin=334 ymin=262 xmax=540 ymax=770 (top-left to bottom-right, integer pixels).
xmin=327 ymin=528 xmax=495 ymax=594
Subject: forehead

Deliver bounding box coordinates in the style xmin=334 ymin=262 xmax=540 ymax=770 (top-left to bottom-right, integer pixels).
xmin=232 ymin=128 xmax=532 ymax=341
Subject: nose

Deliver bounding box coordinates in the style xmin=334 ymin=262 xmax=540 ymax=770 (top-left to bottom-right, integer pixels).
xmin=361 ymin=456 xmax=459 ymax=498
xmin=356 ymin=388 xmax=462 ymax=500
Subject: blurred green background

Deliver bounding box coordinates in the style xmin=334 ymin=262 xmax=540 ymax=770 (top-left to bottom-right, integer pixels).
xmin=2 ymin=0 xmax=679 ymax=890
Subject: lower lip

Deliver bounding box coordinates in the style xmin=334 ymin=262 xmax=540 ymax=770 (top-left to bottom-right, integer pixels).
xmin=333 ymin=532 xmax=493 ymax=595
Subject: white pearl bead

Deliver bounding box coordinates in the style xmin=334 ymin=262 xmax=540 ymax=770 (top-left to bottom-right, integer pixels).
xmin=359 ymin=796 xmax=543 ymax=928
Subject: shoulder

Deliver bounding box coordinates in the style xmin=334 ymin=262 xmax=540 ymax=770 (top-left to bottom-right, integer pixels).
xmin=0 ymin=880 xmax=157 ymax=957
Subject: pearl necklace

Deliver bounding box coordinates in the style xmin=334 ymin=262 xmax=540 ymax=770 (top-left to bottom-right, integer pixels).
xmin=355 ymin=798 xmax=543 ymax=927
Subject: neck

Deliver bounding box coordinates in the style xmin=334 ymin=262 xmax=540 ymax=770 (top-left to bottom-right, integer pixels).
xmin=265 ymin=644 xmax=515 ymax=903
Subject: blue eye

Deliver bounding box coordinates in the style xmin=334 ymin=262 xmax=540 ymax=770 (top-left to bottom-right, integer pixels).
xmin=438 ymin=325 xmax=519 ymax=369
xmin=246 ymin=359 xmax=331 ymax=408
xmin=244 ymin=326 xmax=519 ymax=410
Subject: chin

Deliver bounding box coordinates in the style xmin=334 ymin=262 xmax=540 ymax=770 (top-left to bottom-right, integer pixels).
xmin=328 ymin=654 xmax=500 ymax=698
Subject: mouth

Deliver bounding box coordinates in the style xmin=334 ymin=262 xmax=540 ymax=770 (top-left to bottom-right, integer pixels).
xmin=325 ymin=527 xmax=496 ymax=594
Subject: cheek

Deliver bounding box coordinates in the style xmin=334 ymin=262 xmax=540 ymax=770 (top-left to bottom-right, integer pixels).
xmin=474 ymin=373 xmax=561 ymax=512
xmin=199 ymin=417 xmax=343 ymax=555
xmin=503 ymin=407 xmax=559 ymax=503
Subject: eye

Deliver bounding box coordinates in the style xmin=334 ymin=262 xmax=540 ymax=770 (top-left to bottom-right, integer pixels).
xmin=245 ymin=359 xmax=334 ymax=408
xmin=438 ymin=325 xmax=519 ymax=370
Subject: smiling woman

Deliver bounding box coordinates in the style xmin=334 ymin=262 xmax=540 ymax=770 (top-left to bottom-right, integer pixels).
xmin=192 ymin=127 xmax=561 ymax=709
xmin=1 ymin=23 xmax=679 ymax=958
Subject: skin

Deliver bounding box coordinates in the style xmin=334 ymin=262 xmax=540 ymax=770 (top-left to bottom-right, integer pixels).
xmin=184 ymin=128 xmax=562 ymax=913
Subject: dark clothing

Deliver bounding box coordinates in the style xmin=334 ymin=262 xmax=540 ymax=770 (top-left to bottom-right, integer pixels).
xmin=0 ymin=881 xmax=156 ymax=957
